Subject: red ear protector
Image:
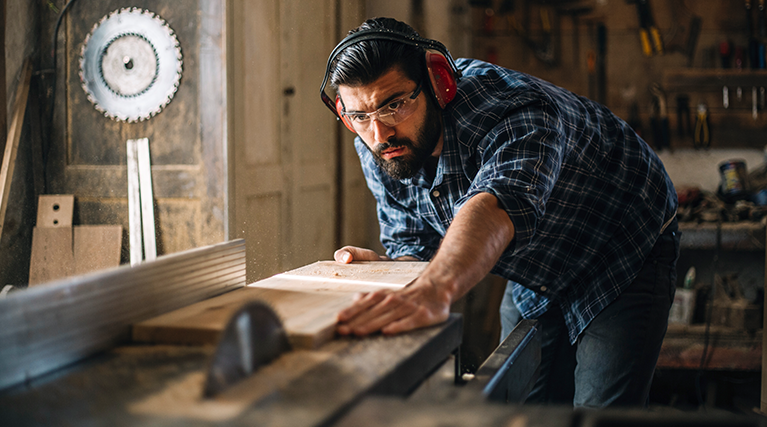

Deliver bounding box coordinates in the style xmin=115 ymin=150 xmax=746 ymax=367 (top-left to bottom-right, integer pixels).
xmin=319 ymin=29 xmax=461 ymax=133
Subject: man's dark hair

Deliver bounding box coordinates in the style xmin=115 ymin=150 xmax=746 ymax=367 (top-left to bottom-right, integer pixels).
xmin=329 ymin=17 xmax=425 ymax=90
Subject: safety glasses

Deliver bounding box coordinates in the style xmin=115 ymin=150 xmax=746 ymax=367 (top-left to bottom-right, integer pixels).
xmin=342 ymin=82 xmax=422 ymax=132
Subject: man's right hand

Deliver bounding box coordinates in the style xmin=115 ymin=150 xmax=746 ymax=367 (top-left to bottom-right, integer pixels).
xmin=333 ymin=246 xmax=389 ymax=264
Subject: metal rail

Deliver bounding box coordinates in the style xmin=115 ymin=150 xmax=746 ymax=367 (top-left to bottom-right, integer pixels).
xmin=0 ymin=239 xmax=246 ymax=390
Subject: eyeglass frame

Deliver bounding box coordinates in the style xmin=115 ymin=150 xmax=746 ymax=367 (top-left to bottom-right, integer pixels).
xmin=339 ymin=81 xmax=423 ymax=132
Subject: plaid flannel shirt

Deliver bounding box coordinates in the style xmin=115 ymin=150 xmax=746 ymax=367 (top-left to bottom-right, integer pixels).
xmin=354 ymin=59 xmax=677 ymax=343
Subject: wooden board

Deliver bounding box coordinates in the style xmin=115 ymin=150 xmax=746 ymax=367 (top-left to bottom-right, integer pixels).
xmin=132 ymin=261 xmax=428 ymax=349
xmin=29 ymin=225 xmax=123 ymax=285
xmin=73 ymin=225 xmax=122 ymax=275
xmin=255 ymin=261 xmax=428 ymax=293
xmin=36 ymin=194 xmax=74 ymax=228
xmin=133 ymin=287 xmax=356 ymax=349
xmin=28 ymin=227 xmax=74 ymax=285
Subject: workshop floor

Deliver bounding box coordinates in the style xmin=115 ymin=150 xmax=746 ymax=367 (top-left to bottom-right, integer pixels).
xmin=649 ymin=369 xmax=762 ymax=415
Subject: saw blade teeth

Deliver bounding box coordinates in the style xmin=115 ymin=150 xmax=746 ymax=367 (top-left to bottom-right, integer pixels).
xmin=79 ymin=7 xmax=183 ymax=123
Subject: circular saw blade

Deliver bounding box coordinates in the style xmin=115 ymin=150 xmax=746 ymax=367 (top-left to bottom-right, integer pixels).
xmin=79 ymin=7 xmax=182 ymax=123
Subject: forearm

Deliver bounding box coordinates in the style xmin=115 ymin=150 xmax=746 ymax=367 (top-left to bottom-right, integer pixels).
xmin=418 ymin=192 xmax=515 ymax=303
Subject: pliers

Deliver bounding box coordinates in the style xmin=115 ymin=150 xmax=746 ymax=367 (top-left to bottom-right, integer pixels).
xmin=636 ymin=0 xmax=664 ymax=56
xmin=694 ymin=102 xmax=710 ymax=149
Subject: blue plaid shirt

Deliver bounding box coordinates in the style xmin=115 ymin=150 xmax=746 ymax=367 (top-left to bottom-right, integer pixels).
xmin=354 ymin=59 xmax=677 ymax=343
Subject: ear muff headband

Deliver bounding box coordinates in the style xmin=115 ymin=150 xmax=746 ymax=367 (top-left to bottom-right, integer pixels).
xmin=319 ymin=28 xmax=461 ymax=132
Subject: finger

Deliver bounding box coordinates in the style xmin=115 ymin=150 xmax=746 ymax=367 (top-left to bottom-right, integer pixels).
xmin=336 ymin=291 xmax=387 ymax=322
xmin=334 ymin=248 xmax=353 ymax=264
xmin=342 ymin=293 xmax=415 ymax=336
xmin=345 ymin=298 xmax=415 ymax=336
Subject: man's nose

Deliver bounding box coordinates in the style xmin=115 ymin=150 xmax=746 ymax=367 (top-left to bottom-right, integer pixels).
xmin=371 ymin=117 xmax=395 ymax=144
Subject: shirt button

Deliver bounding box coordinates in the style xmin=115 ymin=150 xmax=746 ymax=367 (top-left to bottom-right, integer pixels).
xmin=432 ymin=190 xmax=440 ymax=198
xmin=540 ymin=286 xmax=548 ymax=292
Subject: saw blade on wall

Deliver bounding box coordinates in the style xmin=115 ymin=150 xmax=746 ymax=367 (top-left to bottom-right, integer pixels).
xmin=79 ymin=7 xmax=183 ymax=123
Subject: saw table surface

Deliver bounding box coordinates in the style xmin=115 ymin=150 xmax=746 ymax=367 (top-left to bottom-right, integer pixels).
xmin=0 ymin=317 xmax=461 ymax=426
xmin=0 ymin=260 xmax=460 ymax=427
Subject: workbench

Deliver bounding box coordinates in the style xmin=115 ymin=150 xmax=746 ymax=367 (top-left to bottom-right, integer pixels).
xmin=0 ymin=240 xmax=462 ymax=426
xmin=0 ymin=320 xmax=461 ymax=426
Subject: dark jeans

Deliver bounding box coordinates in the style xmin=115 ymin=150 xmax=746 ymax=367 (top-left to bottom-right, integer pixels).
xmin=500 ymin=227 xmax=680 ymax=408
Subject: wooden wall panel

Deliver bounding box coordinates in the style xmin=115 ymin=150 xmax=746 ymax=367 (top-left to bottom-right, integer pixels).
xmin=240 ymin=0 xmax=281 ymax=166
xmin=231 ymin=0 xmax=342 ymax=282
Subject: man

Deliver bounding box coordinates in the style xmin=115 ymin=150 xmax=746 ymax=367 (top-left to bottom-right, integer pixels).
xmin=320 ymin=17 xmax=679 ymax=408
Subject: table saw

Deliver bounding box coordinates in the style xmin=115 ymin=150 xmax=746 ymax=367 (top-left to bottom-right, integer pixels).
xmin=0 ymin=240 xmax=762 ymax=426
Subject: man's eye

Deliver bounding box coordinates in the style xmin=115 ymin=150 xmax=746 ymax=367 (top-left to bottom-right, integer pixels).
xmin=387 ymin=100 xmax=404 ymax=111
xmin=350 ymin=114 xmax=369 ymax=122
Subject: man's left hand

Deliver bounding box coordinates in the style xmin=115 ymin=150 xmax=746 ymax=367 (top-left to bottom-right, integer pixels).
xmin=336 ymin=277 xmax=451 ymax=336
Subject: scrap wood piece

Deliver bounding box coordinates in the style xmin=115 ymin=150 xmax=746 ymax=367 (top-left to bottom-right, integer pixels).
xmin=74 ymin=225 xmax=123 ymax=275
xmin=36 ymin=194 xmax=74 ymax=228
xmin=29 ymin=225 xmax=124 ymax=285
xmin=132 ymin=287 xmax=356 ymax=349
xmin=0 ymin=58 xmax=32 ymax=242
xmin=28 ymin=226 xmax=74 ymax=285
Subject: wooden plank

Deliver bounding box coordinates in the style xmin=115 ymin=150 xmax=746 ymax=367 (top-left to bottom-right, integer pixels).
xmin=36 ymin=194 xmax=74 ymax=228
xmin=126 ymin=139 xmax=142 ymax=266
xmin=28 ymin=226 xmax=74 ymax=286
xmin=73 ymin=225 xmax=123 ymax=275
xmin=0 ymin=58 xmax=32 ymax=242
xmin=255 ymin=261 xmax=428 ymax=293
xmin=132 ymin=261 xmax=428 ymax=349
xmin=132 ymin=287 xmax=356 ymax=349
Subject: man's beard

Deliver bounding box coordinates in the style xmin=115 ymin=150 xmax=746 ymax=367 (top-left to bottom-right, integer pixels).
xmin=368 ymin=104 xmax=442 ymax=180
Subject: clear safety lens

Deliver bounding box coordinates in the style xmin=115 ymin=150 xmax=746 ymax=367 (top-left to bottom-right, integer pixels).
xmin=343 ymin=83 xmax=422 ymax=132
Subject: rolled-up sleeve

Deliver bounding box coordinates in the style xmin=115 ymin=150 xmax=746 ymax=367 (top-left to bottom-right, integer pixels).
xmin=455 ymin=98 xmax=565 ymax=255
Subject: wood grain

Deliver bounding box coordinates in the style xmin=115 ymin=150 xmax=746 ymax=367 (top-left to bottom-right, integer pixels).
xmin=132 ymin=261 xmax=428 ymax=349
xmin=132 ymin=287 xmax=356 ymax=349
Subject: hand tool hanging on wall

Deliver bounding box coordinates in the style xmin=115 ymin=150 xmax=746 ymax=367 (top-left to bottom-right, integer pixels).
xmin=503 ymin=0 xmax=557 ymax=66
xmin=760 ymin=0 xmax=767 ymax=68
xmin=665 ymin=0 xmax=701 ymax=66
xmin=650 ymin=83 xmax=670 ymax=150
xmin=694 ymin=102 xmax=710 ymax=149
xmin=636 ymin=0 xmax=664 ymax=56
xmin=596 ymin=23 xmax=607 ymax=104
xmin=676 ymin=94 xmax=691 ymax=138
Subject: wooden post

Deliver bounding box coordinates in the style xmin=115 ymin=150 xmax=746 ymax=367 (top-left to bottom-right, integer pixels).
xmin=0 ymin=0 xmax=7 ymax=150
xmin=0 ymin=59 xmax=33 ymax=242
